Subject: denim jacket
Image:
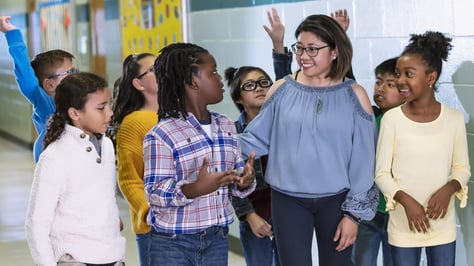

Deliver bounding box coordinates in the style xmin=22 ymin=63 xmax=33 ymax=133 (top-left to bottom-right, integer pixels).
xmin=232 ymin=113 xmax=269 ymax=221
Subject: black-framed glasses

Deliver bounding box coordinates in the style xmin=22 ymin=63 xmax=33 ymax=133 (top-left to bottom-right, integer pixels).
xmin=137 ymin=67 xmax=154 ymax=79
xmin=47 ymin=67 xmax=79 ymax=79
xmin=241 ymin=79 xmax=273 ymax=91
xmin=291 ymin=43 xmax=329 ymax=57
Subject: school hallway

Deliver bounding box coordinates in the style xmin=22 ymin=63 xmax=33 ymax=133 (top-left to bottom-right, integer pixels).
xmin=0 ymin=136 xmax=245 ymax=265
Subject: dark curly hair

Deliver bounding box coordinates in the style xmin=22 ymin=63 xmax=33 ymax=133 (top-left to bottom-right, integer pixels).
xmin=401 ymin=31 xmax=453 ymax=89
xmin=43 ymin=72 xmax=108 ymax=149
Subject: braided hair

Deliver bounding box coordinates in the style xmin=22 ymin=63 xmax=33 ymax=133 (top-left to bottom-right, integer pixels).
xmin=154 ymin=43 xmax=209 ymax=121
xmin=401 ymin=31 xmax=452 ymax=90
xmin=43 ymin=72 xmax=108 ymax=149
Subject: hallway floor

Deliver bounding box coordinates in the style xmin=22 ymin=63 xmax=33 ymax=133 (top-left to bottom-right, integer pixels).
xmin=0 ymin=136 xmax=245 ymax=265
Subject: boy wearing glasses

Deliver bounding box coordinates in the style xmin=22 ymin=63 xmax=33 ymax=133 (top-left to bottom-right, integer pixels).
xmin=0 ymin=16 xmax=77 ymax=162
xmin=225 ymin=66 xmax=279 ymax=266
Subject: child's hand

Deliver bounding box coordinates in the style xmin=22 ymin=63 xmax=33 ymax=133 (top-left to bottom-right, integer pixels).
xmin=333 ymin=216 xmax=358 ymax=252
xmin=0 ymin=16 xmax=17 ymax=33
xmin=262 ymin=8 xmax=285 ymax=54
xmin=426 ymin=180 xmax=460 ymax=219
xmin=396 ymin=191 xmax=430 ymax=233
xmin=236 ymin=152 xmax=256 ymax=189
xmin=246 ymin=212 xmax=273 ymax=238
xmin=330 ymin=9 xmax=350 ymax=32
xmin=182 ymin=158 xmax=239 ymax=198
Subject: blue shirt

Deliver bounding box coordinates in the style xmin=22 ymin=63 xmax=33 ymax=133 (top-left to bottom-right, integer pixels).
xmin=6 ymin=29 xmax=55 ymax=162
xmin=143 ymin=111 xmax=255 ymax=234
xmin=239 ymin=76 xmax=377 ymax=220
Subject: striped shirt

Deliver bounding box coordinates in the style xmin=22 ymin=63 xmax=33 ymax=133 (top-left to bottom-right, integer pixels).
xmin=143 ymin=111 xmax=255 ymax=234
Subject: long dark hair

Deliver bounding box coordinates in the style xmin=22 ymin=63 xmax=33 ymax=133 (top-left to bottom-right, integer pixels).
xmin=154 ymin=43 xmax=209 ymax=121
xmin=43 ymin=72 xmax=108 ymax=148
xmin=224 ymin=66 xmax=272 ymax=112
xmin=401 ymin=31 xmax=452 ymax=90
xmin=108 ymin=53 xmax=155 ymax=142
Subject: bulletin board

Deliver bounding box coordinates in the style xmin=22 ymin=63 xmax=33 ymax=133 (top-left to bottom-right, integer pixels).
xmin=38 ymin=0 xmax=72 ymax=51
xmin=120 ymin=0 xmax=184 ymax=58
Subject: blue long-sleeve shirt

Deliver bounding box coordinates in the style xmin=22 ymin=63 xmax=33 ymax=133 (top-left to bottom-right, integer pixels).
xmin=6 ymin=29 xmax=55 ymax=162
xmin=239 ymin=76 xmax=378 ymax=220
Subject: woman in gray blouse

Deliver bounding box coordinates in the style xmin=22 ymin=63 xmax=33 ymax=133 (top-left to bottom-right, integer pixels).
xmin=239 ymin=14 xmax=378 ymax=266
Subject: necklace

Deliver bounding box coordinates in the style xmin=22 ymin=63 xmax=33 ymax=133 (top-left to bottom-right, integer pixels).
xmin=315 ymin=89 xmax=328 ymax=113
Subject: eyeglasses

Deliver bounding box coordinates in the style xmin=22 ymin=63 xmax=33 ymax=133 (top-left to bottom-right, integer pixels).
xmin=47 ymin=67 xmax=79 ymax=79
xmin=291 ymin=43 xmax=329 ymax=57
xmin=241 ymin=79 xmax=273 ymax=91
xmin=137 ymin=67 xmax=154 ymax=79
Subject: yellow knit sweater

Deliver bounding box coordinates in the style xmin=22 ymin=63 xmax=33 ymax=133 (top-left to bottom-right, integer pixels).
xmin=116 ymin=110 xmax=158 ymax=234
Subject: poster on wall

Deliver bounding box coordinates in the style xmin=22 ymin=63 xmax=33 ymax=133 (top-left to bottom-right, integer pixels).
xmin=120 ymin=0 xmax=184 ymax=58
xmin=39 ymin=0 xmax=72 ymax=52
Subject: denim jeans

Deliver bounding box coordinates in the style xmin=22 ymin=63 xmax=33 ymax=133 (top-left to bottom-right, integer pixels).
xmin=391 ymin=241 xmax=455 ymax=266
xmin=351 ymin=212 xmax=392 ymax=266
xmin=239 ymin=219 xmax=280 ymax=266
xmin=136 ymin=231 xmax=151 ymax=266
xmin=149 ymin=226 xmax=229 ymax=266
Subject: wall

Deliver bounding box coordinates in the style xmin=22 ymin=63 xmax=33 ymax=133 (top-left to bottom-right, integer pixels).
xmin=0 ymin=7 xmax=32 ymax=143
xmin=187 ymin=0 xmax=474 ymax=265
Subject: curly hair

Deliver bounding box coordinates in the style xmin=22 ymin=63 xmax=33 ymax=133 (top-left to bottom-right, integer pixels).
xmin=401 ymin=31 xmax=453 ymax=86
xmin=43 ymin=72 xmax=108 ymax=149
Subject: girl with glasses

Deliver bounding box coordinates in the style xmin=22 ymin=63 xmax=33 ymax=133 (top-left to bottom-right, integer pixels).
xmin=225 ymin=66 xmax=279 ymax=266
xmin=239 ymin=14 xmax=378 ymax=266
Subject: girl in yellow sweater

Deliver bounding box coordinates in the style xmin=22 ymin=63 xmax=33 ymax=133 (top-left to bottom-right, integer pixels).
xmin=110 ymin=53 xmax=158 ymax=266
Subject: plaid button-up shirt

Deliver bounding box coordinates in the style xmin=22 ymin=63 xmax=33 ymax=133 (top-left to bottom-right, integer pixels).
xmin=144 ymin=111 xmax=255 ymax=234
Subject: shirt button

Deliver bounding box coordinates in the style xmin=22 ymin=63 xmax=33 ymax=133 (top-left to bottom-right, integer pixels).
xmin=80 ymin=133 xmax=86 ymax=139
xmin=219 ymin=215 xmax=222 ymax=219
xmin=217 ymin=191 xmax=220 ymax=195
xmin=86 ymin=147 xmax=92 ymax=152
xmin=214 ymin=167 xmax=218 ymax=172
xmin=96 ymin=158 xmax=101 ymax=164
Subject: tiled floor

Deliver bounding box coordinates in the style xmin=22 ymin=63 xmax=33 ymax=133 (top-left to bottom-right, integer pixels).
xmin=0 ymin=136 xmax=245 ymax=265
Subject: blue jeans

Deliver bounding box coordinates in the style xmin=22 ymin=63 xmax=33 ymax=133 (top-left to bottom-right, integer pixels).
xmin=149 ymin=226 xmax=229 ymax=266
xmin=351 ymin=212 xmax=392 ymax=266
xmin=391 ymin=241 xmax=455 ymax=266
xmin=239 ymin=219 xmax=280 ymax=266
xmin=136 ymin=232 xmax=151 ymax=266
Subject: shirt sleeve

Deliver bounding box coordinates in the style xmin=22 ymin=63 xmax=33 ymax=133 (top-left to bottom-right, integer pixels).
xmin=272 ymin=48 xmax=293 ymax=81
xmin=341 ymin=111 xmax=378 ymax=221
xmin=375 ymin=114 xmax=400 ymax=211
xmin=143 ymin=131 xmax=193 ymax=208
xmin=451 ymin=114 xmax=471 ymax=207
xmin=6 ymin=29 xmax=50 ymax=108
xmin=238 ymin=93 xmax=278 ymax=160
xmin=25 ymin=153 xmax=62 ymax=266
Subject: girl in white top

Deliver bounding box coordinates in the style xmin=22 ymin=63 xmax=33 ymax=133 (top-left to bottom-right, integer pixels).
xmin=375 ymin=31 xmax=470 ymax=266
xmin=25 ymin=72 xmax=126 ymax=266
